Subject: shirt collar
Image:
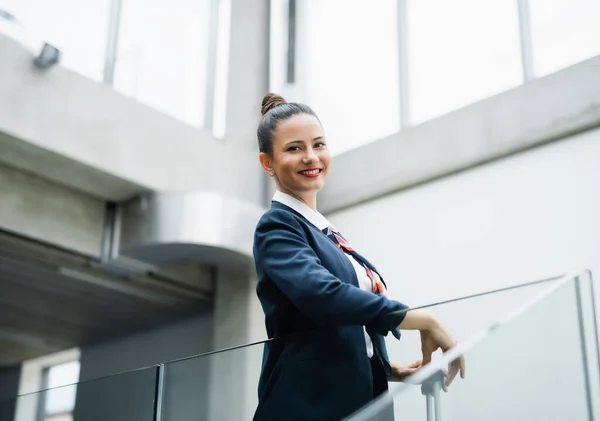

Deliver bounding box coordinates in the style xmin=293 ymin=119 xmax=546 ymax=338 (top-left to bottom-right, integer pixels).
xmin=272 ymin=190 xmax=330 ymax=230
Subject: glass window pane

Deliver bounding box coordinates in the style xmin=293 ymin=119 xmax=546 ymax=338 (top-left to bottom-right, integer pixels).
xmin=407 ymin=0 xmax=523 ymax=124
xmin=0 ymin=0 xmax=110 ymax=80
xmin=45 ymin=361 xmax=80 ymax=415
xmin=529 ymin=0 xmax=600 ymax=77
xmin=300 ymin=0 xmax=400 ymax=156
xmin=114 ymin=0 xmax=212 ymax=127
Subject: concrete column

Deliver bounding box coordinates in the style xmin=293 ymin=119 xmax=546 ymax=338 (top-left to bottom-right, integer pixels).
xmin=208 ymin=265 xmax=266 ymax=421
xmin=222 ymin=0 xmax=271 ymax=206
xmin=207 ymin=0 xmax=270 ymax=413
xmin=205 ymin=0 xmax=271 ymax=418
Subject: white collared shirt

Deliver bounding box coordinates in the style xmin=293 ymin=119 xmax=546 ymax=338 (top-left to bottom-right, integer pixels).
xmin=272 ymin=190 xmax=375 ymax=358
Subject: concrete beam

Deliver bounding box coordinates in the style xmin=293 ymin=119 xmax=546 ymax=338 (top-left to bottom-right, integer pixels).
xmin=320 ymin=54 xmax=600 ymax=213
xmin=0 ymin=131 xmax=149 ymax=201
xmin=0 ymin=163 xmax=105 ymax=257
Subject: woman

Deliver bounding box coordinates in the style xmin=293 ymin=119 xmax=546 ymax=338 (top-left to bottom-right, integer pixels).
xmin=252 ymin=93 xmax=464 ymax=421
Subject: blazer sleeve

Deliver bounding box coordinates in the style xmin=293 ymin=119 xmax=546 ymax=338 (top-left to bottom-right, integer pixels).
xmin=254 ymin=210 xmax=409 ymax=336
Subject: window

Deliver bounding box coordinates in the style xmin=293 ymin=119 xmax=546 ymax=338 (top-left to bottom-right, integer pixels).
xmin=114 ymin=0 xmax=212 ymax=127
xmin=0 ymin=0 xmax=110 ymax=80
xmin=529 ymin=0 xmax=600 ymax=77
xmin=40 ymin=360 xmax=80 ymax=421
xmin=298 ymin=0 xmax=401 ymax=155
xmin=406 ymin=0 xmax=523 ymax=124
xmin=15 ymin=349 xmax=80 ymax=421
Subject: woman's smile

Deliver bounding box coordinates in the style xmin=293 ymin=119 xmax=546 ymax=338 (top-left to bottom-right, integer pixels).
xmin=298 ymin=168 xmax=323 ymax=178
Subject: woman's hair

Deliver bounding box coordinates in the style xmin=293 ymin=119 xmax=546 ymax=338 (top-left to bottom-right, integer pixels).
xmin=257 ymin=93 xmax=319 ymax=156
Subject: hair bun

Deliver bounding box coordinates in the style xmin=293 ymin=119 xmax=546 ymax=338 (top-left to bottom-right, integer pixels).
xmin=261 ymin=93 xmax=287 ymax=116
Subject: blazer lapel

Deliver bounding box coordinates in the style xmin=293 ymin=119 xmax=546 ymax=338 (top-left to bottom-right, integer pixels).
xmin=345 ymin=249 xmax=388 ymax=290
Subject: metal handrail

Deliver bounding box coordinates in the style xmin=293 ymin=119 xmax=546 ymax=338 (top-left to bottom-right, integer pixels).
xmin=2 ymin=273 xmax=568 ymax=400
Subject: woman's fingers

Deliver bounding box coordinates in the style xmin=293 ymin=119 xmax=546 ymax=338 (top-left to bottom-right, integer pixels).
xmin=409 ymin=359 xmax=423 ymax=369
xmin=443 ymin=356 xmax=465 ymax=390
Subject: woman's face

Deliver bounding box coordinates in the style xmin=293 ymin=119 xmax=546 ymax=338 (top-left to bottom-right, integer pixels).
xmin=260 ymin=113 xmax=330 ymax=201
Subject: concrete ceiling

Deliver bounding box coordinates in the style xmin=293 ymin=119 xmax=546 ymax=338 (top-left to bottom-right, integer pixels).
xmin=0 ymin=230 xmax=214 ymax=366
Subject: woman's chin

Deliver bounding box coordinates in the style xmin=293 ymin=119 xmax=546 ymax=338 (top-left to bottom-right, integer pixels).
xmin=301 ymin=181 xmax=325 ymax=193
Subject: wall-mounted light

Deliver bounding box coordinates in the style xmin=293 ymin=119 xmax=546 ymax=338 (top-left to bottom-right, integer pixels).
xmin=34 ymin=42 xmax=61 ymax=69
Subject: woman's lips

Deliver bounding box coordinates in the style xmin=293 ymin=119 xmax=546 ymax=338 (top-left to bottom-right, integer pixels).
xmin=298 ymin=168 xmax=322 ymax=178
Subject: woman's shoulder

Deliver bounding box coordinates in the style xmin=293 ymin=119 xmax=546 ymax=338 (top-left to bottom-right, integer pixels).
xmin=257 ymin=202 xmax=302 ymax=228
xmin=255 ymin=202 xmax=312 ymax=236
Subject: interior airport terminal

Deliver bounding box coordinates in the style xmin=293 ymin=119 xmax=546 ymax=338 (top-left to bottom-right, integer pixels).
xmin=0 ymin=1 xmax=599 ymax=420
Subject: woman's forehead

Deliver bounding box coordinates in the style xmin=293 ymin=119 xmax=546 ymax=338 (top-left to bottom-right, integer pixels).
xmin=275 ymin=114 xmax=323 ymax=139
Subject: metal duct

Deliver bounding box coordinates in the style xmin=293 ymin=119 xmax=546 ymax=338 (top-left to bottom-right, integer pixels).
xmin=114 ymin=191 xmax=265 ymax=273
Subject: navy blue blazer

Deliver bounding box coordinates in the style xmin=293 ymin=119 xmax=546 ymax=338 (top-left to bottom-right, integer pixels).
xmin=252 ymin=201 xmax=409 ymax=421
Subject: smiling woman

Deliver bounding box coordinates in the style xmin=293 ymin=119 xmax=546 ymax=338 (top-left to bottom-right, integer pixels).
xmin=250 ymin=93 xmax=465 ymax=421
xmin=257 ymin=93 xmax=330 ymax=210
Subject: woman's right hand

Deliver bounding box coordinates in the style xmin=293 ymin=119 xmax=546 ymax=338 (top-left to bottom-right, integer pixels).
xmin=419 ymin=322 xmax=465 ymax=390
xmin=397 ymin=309 xmax=466 ymax=390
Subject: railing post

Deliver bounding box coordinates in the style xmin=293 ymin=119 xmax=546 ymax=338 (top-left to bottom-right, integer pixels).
xmin=574 ymin=275 xmax=597 ymax=421
xmin=153 ymin=363 xmax=166 ymax=421
xmin=421 ymin=369 xmax=444 ymax=421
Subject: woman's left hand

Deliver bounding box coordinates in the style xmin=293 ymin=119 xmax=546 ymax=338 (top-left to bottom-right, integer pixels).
xmin=388 ymin=359 xmax=423 ymax=382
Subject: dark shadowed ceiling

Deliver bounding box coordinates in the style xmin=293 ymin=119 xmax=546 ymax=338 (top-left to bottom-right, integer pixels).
xmin=0 ymin=230 xmax=214 ymax=366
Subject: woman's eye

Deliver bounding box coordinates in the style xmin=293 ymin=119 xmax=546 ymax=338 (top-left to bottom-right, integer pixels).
xmin=287 ymin=146 xmax=300 ymax=151
xmin=315 ymin=142 xmax=326 ymax=148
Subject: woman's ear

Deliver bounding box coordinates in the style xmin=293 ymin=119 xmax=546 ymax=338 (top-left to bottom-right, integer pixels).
xmin=259 ymin=153 xmax=275 ymax=177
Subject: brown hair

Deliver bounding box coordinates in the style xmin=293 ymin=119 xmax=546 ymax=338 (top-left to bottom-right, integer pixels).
xmin=257 ymin=93 xmax=319 ymax=156
xmin=261 ymin=93 xmax=287 ymax=116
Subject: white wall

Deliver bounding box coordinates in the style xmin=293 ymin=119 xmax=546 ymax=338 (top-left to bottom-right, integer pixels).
xmin=328 ymin=126 xmax=600 ymax=307
xmin=327 ymin=127 xmax=600 ymax=420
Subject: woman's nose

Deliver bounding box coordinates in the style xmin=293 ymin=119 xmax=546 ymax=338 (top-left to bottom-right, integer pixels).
xmin=303 ymin=148 xmax=318 ymax=163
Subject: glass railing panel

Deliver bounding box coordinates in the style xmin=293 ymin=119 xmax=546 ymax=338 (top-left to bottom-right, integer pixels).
xmin=384 ymin=276 xmax=563 ymax=378
xmin=1 ymin=366 xmax=159 ymax=421
xmin=160 ymin=340 xmax=264 ymax=421
xmin=1 ymin=391 xmax=36 ymax=421
xmin=157 ymin=276 xmax=564 ymax=421
xmin=0 ymin=275 xmax=580 ymax=421
xmin=12 ymin=383 xmax=78 ymax=421
xmin=346 ymin=273 xmax=599 ymax=421
xmin=73 ymin=366 xmax=159 ymax=421
xmin=575 ymin=270 xmax=600 ymax=419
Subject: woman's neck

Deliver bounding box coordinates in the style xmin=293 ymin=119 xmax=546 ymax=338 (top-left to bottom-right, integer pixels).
xmin=279 ymin=188 xmax=317 ymax=210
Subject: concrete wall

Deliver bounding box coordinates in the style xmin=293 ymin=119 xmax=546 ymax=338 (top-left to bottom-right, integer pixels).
xmin=0 ymin=365 xmax=20 ymax=421
xmin=78 ymin=314 xmax=214 ymax=380
xmin=326 ymin=127 xmax=600 ymax=420
xmin=320 ymin=54 xmax=600 ymax=214
xmin=0 ymin=163 xmax=104 ymax=257
xmin=74 ymin=313 xmax=213 ymax=421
